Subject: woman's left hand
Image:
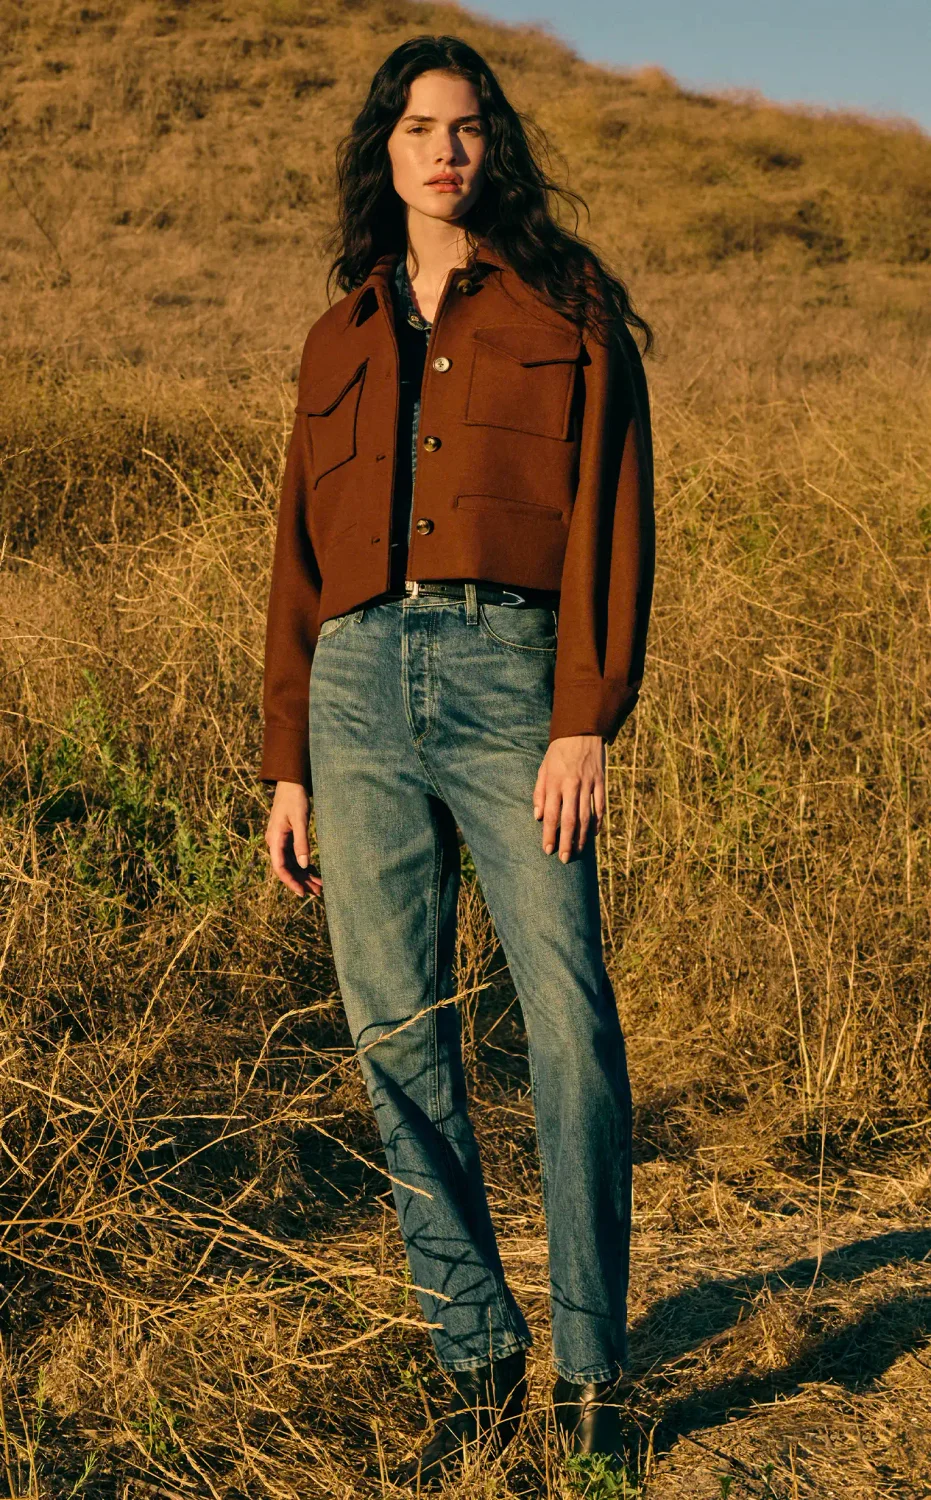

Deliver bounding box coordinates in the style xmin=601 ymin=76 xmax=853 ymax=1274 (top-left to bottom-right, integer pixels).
xmin=533 ymin=735 xmax=606 ymax=862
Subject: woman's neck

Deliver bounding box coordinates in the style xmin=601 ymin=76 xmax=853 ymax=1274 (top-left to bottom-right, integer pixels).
xmin=404 ymin=210 xmax=471 ymax=323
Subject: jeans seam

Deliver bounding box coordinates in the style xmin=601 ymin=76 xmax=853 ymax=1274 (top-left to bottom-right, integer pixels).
xmin=423 ymin=607 xmax=439 ymax=744
xmin=400 ymin=605 xmax=413 ymax=739
xmin=527 ymin=1044 xmax=553 ymax=1231
xmin=405 ymin=621 xmax=451 ymax=803
xmin=428 ymin=821 xmax=444 ymax=1135
xmin=404 ymin=604 xmax=440 ymax=749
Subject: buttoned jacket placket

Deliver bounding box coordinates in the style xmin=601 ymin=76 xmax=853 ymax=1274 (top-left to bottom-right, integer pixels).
xmin=391 ymin=258 xmax=431 ymax=573
xmin=339 ymin=246 xmax=506 ymax=592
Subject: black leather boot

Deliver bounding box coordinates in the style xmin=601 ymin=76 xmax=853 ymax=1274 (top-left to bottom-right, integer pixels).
xmin=552 ymin=1373 xmax=627 ymax=1455
xmin=391 ymin=1349 xmax=527 ymax=1491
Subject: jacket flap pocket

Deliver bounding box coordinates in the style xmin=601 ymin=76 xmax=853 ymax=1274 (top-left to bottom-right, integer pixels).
xmin=472 ymin=324 xmax=581 ymax=366
xmin=296 ymin=359 xmax=367 ymax=417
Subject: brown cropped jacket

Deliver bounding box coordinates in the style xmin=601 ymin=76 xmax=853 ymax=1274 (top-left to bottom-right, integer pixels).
xmin=260 ymin=240 xmax=655 ymax=788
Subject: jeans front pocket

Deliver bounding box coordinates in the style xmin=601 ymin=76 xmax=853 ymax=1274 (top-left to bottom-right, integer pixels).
xmin=478 ymin=603 xmax=558 ymax=654
xmin=316 ymin=607 xmax=365 ymax=642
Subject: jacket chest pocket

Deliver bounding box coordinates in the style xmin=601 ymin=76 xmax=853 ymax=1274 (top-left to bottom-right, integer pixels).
xmin=297 ymin=359 xmax=367 ymax=487
xmin=464 ymin=324 xmax=581 ymax=441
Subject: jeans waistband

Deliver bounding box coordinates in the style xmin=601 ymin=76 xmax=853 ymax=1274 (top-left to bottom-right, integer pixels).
xmin=378 ymin=581 xmax=560 ymax=610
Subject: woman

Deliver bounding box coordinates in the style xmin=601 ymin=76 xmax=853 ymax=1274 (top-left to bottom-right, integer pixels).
xmin=261 ymin=34 xmax=654 ymax=1488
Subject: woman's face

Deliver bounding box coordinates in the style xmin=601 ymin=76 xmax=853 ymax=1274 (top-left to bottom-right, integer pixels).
xmin=387 ymin=70 xmax=487 ymax=226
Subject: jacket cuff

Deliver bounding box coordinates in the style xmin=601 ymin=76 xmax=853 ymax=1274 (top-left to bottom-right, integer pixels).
xmin=548 ymin=682 xmax=639 ymax=745
xmin=259 ymin=722 xmax=312 ymax=792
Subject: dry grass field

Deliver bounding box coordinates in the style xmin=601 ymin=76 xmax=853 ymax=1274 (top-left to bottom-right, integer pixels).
xmin=1 ymin=1 xmax=931 ymax=1496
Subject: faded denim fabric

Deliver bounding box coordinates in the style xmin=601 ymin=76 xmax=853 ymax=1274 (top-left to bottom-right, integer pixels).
xmin=307 ymin=592 xmax=633 ymax=1381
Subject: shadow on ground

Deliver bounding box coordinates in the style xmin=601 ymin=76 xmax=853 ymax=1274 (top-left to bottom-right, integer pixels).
xmin=626 ymin=1229 xmax=931 ymax=1469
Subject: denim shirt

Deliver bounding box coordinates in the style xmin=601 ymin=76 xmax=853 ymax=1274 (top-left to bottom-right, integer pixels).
xmin=388 ymin=258 xmax=432 ymax=583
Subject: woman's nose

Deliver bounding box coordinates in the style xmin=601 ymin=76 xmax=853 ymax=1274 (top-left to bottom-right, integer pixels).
xmin=435 ymin=133 xmax=464 ymax=164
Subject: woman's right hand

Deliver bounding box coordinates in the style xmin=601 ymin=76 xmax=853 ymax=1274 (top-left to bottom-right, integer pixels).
xmin=265 ymin=781 xmax=322 ymax=897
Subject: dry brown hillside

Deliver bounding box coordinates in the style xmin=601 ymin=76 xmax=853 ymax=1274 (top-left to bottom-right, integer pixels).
xmin=1 ymin=3 xmax=930 ymax=1498
xmin=2 ymin=0 xmax=930 ymax=374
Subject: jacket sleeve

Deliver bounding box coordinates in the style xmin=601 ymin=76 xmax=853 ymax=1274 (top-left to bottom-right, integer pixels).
xmin=548 ymin=319 xmax=655 ymax=744
xmin=259 ymin=406 xmax=321 ymax=789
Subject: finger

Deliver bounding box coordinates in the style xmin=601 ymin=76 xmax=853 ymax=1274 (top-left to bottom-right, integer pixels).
xmin=267 ymin=823 xmax=288 ymax=878
xmin=270 ymin=826 xmax=306 ymax=896
xmin=275 ymin=863 xmax=305 ymax=895
xmin=282 ymin=820 xmax=320 ymax=896
xmin=542 ymin=783 xmax=562 ymax=854
xmin=292 ymin=817 xmax=311 ymax=870
xmin=558 ymin=781 xmax=580 ymax=863
xmin=593 ymin=774 xmax=606 ymax=833
xmin=533 ymin=761 xmax=547 ymax=821
xmin=576 ymin=788 xmax=593 ymax=852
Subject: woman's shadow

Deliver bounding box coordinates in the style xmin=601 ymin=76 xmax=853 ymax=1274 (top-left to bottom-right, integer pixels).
xmin=625 ymin=1228 xmax=931 ymax=1463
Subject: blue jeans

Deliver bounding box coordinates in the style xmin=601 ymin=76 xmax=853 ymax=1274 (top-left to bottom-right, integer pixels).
xmin=307 ymin=591 xmax=632 ymax=1382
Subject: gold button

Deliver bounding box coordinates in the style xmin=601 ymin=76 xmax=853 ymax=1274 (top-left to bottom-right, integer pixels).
xmin=422 ymin=434 xmax=441 ymax=452
xmin=415 ymin=518 xmax=434 ymax=536
xmin=456 ymin=278 xmax=472 ymax=294
xmin=432 ymin=355 xmax=451 ymax=372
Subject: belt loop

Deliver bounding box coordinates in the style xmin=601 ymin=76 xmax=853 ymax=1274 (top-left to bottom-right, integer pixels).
xmin=464 ymin=581 xmax=478 ymax=626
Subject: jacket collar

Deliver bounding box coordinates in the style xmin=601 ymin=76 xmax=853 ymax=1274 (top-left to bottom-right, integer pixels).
xmin=344 ymin=236 xmax=509 ymax=327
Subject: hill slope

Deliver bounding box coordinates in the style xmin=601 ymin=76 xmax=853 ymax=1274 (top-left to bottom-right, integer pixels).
xmin=2 ymin=0 xmax=930 ymax=374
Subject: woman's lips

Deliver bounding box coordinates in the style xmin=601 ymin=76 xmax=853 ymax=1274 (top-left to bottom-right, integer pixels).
xmin=426 ymin=177 xmax=462 ymax=192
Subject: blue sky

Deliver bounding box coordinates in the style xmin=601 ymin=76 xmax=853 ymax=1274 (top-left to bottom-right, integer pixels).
xmin=476 ymin=0 xmax=931 ymax=131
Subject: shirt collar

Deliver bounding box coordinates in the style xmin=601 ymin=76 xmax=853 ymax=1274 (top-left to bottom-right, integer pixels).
xmin=345 ymin=237 xmax=508 ymax=327
xmin=393 ymin=255 xmax=431 ymax=330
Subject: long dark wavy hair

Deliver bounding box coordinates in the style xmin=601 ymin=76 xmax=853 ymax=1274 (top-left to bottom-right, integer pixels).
xmin=326 ymin=35 xmax=653 ymax=352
